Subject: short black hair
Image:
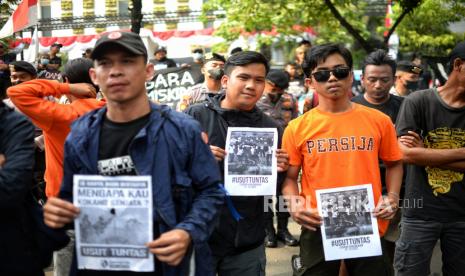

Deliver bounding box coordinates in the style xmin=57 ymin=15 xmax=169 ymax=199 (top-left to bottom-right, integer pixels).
xmin=62 ymin=58 xmax=98 ymax=91
xmin=224 ymin=51 xmax=269 ymax=76
xmin=302 ymin=43 xmax=353 ymax=77
xmin=285 ymin=61 xmax=298 ymax=67
xmin=230 ymin=47 xmax=243 ymax=55
xmin=361 ymin=49 xmax=396 ymax=77
xmin=192 ymin=48 xmax=203 ymax=54
xmin=298 ymin=39 xmax=312 ymax=47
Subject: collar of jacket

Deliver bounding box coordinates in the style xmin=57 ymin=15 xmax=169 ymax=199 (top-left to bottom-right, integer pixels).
xmin=205 ymin=93 xmax=265 ymax=125
xmin=69 ymin=101 xmax=170 ymax=174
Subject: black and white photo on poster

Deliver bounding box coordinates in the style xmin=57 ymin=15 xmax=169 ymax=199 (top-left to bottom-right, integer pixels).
xmin=73 ymin=175 xmax=154 ymax=272
xmin=320 ymin=188 xmax=373 ymax=239
xmin=145 ymin=66 xmax=202 ymax=109
xmin=224 ymin=127 xmax=278 ymax=196
xmin=79 ymin=207 xmax=148 ymax=245
xmin=316 ymin=184 xmax=382 ymax=261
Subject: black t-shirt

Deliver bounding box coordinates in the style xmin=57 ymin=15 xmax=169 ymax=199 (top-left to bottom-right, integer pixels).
xmin=81 ymin=112 xmax=163 ymax=276
xmin=396 ymin=88 xmax=465 ymax=221
xmin=49 ymin=55 xmax=62 ymax=66
xmin=352 ymin=94 xmax=405 ymax=193
xmin=352 ymin=94 xmax=404 ymax=124
xmin=97 ymin=114 xmax=151 ymax=175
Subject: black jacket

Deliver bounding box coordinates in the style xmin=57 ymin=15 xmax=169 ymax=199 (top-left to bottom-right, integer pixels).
xmin=0 ymin=102 xmax=43 ymax=274
xmin=186 ymin=94 xmax=283 ymax=257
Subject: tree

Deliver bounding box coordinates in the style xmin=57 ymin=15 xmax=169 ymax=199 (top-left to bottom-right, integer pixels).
xmin=203 ymin=0 xmax=465 ymax=57
xmin=130 ymin=0 xmax=143 ymax=34
xmin=0 ymin=0 xmax=21 ymax=50
xmin=393 ymin=0 xmax=465 ymax=57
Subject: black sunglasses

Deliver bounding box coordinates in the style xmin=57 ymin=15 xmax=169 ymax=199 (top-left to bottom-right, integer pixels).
xmin=312 ymin=67 xmax=351 ymax=82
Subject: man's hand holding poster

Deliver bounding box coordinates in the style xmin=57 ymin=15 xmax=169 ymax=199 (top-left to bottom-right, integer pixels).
xmin=316 ymin=184 xmax=382 ymax=261
xmin=73 ymin=175 xmax=154 ymax=272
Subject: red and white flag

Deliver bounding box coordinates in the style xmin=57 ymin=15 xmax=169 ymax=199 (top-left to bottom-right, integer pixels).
xmin=384 ymin=0 xmax=393 ymax=37
xmin=384 ymin=0 xmax=399 ymax=60
xmin=0 ymin=0 xmax=38 ymax=39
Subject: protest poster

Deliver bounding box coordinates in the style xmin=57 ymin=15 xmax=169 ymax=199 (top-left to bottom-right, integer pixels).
xmin=224 ymin=127 xmax=278 ymax=196
xmin=146 ymin=66 xmax=202 ymax=109
xmin=316 ymin=184 xmax=382 ymax=261
xmin=73 ymin=175 xmax=154 ymax=272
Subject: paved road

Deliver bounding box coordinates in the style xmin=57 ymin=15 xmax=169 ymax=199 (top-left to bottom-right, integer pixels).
xmin=266 ymin=219 xmax=443 ymax=276
xmin=46 ymin=219 xmax=443 ymax=276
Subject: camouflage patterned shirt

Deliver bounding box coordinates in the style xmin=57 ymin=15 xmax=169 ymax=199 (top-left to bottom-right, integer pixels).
xmin=257 ymin=93 xmax=298 ymax=128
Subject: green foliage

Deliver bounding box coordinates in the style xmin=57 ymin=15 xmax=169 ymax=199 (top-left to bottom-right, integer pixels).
xmin=210 ymin=41 xmax=230 ymax=54
xmin=0 ymin=0 xmax=21 ymax=51
xmin=204 ymin=0 xmax=465 ymax=58
xmin=394 ymin=0 xmax=465 ymax=56
xmin=0 ymin=0 xmax=20 ymax=16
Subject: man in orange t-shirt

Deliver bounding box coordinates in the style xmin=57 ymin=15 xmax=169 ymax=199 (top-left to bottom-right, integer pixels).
xmin=7 ymin=58 xmax=105 ymax=199
xmin=282 ymin=43 xmax=403 ymax=276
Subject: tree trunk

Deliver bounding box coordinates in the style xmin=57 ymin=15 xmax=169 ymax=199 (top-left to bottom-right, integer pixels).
xmin=131 ymin=0 xmax=143 ymax=34
xmin=383 ymin=7 xmax=411 ymax=45
xmin=324 ymin=0 xmax=374 ymax=52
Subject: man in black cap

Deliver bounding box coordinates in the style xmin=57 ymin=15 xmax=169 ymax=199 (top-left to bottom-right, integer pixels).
xmin=150 ymin=47 xmax=177 ymax=70
xmin=390 ymin=60 xmax=422 ymax=97
xmin=395 ymin=40 xmax=465 ymax=276
xmin=257 ymin=69 xmax=298 ymax=248
xmin=258 ymin=69 xmax=298 ymax=128
xmin=8 ymin=61 xmax=37 ymax=85
xmin=48 ymin=43 xmax=63 ymax=71
xmin=43 ymin=31 xmax=224 ymax=276
xmin=192 ymin=48 xmax=204 ymax=66
xmin=178 ymin=52 xmax=226 ymax=111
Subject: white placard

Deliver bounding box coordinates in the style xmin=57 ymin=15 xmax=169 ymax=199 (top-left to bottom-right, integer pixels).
xmin=316 ymin=184 xmax=382 ymax=261
xmin=73 ymin=175 xmax=154 ymax=272
xmin=224 ymin=127 xmax=278 ymax=196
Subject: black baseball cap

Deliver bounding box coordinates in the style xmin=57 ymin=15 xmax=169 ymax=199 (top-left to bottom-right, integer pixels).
xmin=51 ymin=43 xmax=63 ymax=48
xmin=154 ymin=47 xmax=167 ymax=55
xmin=192 ymin=48 xmax=204 ymax=54
xmin=266 ymin=69 xmax=289 ymax=90
xmin=204 ymin=52 xmax=226 ymax=63
xmin=397 ymin=60 xmax=422 ymax=74
xmin=91 ymin=31 xmax=148 ymax=60
xmin=10 ymin=61 xmax=37 ymax=77
xmin=449 ymin=41 xmax=465 ymax=62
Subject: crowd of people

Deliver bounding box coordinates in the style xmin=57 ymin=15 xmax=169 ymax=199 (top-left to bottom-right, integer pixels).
xmin=0 ymin=29 xmax=464 ymax=276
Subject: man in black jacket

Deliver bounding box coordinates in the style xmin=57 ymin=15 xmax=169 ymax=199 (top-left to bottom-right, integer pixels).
xmin=185 ymin=51 xmax=289 ymax=276
xmin=0 ymin=101 xmax=45 ymax=275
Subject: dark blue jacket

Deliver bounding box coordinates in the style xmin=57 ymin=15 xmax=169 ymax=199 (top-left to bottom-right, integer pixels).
xmin=59 ymin=102 xmax=224 ymax=276
xmin=0 ymin=102 xmax=45 ymax=275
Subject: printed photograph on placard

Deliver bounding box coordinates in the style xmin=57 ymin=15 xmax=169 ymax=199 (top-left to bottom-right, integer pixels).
xmin=79 ymin=207 xmax=148 ymax=245
xmin=224 ymin=127 xmax=278 ymax=196
xmin=73 ymin=175 xmax=154 ymax=272
xmin=227 ymin=130 xmax=275 ymax=175
xmin=320 ymin=188 xmax=373 ymax=239
xmin=316 ymin=184 xmax=382 ymax=261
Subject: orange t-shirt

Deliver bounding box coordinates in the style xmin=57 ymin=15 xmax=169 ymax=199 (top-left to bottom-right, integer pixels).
xmin=282 ymin=103 xmax=402 ymax=236
xmin=7 ymin=80 xmax=105 ymax=197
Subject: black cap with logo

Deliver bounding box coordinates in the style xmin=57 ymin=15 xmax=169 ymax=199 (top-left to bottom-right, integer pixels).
xmin=91 ymin=31 xmax=148 ymax=61
xmin=266 ymin=69 xmax=289 ymax=90
xmin=449 ymin=41 xmax=465 ymax=62
xmin=204 ymin=52 xmax=226 ymax=63
xmin=10 ymin=61 xmax=37 ymax=77
xmin=397 ymin=60 xmax=422 ymax=74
